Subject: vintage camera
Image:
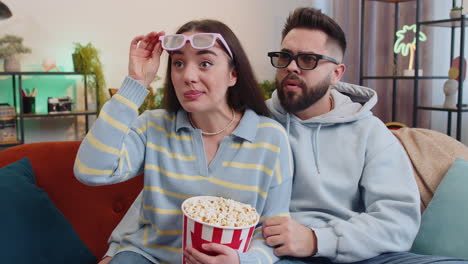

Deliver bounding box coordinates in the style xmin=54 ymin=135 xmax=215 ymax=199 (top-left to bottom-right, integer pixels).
xmin=48 ymin=97 xmax=72 ymax=113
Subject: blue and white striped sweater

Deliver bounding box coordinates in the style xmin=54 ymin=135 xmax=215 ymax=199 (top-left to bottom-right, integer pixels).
xmin=74 ymin=77 xmax=293 ymax=264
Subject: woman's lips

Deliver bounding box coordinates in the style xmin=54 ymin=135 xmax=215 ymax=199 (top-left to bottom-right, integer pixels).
xmin=184 ymin=90 xmax=203 ymax=100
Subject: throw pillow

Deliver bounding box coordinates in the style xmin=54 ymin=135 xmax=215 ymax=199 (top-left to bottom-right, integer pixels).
xmin=0 ymin=158 xmax=96 ymax=264
xmin=411 ymin=158 xmax=468 ymax=259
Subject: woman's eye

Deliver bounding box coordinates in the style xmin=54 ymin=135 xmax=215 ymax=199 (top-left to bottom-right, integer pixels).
xmin=173 ymin=60 xmax=184 ymax=68
xmin=200 ymin=61 xmax=213 ymax=68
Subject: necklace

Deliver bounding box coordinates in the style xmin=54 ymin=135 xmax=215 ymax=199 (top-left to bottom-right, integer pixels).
xmin=188 ymin=108 xmax=236 ymax=136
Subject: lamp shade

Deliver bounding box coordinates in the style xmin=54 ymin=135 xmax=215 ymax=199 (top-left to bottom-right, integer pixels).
xmin=0 ymin=1 xmax=12 ymax=20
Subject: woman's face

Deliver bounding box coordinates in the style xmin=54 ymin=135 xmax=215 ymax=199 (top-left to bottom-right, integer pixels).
xmin=170 ymin=31 xmax=237 ymax=114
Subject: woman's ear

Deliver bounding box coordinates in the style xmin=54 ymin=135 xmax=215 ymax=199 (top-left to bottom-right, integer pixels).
xmin=229 ymin=68 xmax=238 ymax=87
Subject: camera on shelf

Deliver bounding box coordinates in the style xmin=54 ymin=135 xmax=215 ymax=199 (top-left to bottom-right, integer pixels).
xmin=48 ymin=97 xmax=72 ymax=113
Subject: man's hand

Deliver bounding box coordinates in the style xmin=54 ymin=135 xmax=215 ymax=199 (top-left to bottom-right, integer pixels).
xmin=263 ymin=216 xmax=317 ymax=257
xmin=184 ymin=243 xmax=240 ymax=264
xmin=97 ymin=256 xmax=112 ymax=264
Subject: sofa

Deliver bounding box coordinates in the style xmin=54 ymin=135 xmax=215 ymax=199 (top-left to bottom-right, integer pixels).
xmin=1 ymin=128 xmax=467 ymax=262
xmin=0 ymin=141 xmax=143 ymax=263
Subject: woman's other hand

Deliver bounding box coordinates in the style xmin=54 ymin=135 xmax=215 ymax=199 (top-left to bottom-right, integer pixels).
xmin=128 ymin=31 xmax=165 ymax=87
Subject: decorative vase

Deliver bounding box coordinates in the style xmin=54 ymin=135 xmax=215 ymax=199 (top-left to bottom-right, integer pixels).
xmin=4 ymin=55 xmax=20 ymax=72
xmin=443 ymin=79 xmax=458 ymax=108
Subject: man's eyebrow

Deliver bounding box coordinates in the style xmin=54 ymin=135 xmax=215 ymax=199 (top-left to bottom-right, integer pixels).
xmin=281 ymin=48 xmax=293 ymax=53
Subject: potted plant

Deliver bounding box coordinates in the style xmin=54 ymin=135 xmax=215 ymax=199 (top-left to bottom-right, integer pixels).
xmin=72 ymin=43 xmax=107 ymax=113
xmin=259 ymin=80 xmax=276 ymax=99
xmin=450 ymin=6 xmax=463 ymax=19
xmin=0 ymin=34 xmax=31 ymax=72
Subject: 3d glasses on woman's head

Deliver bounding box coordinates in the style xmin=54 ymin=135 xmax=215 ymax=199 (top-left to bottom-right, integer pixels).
xmin=159 ymin=33 xmax=233 ymax=59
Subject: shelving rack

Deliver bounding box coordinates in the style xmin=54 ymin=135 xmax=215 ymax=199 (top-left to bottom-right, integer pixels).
xmin=0 ymin=72 xmax=98 ymax=147
xmin=360 ymin=0 xmax=467 ymax=141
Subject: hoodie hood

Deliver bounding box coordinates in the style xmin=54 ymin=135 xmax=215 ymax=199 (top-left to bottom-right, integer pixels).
xmin=266 ymin=82 xmax=377 ymax=174
xmin=267 ymin=81 xmax=377 ymax=127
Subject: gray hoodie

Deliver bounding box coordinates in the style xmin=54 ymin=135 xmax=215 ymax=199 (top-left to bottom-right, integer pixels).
xmin=266 ymin=82 xmax=421 ymax=263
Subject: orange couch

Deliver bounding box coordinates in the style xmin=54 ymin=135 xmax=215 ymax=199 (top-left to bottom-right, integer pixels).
xmin=0 ymin=141 xmax=143 ymax=260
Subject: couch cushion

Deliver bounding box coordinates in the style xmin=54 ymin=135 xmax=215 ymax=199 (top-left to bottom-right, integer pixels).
xmin=411 ymin=158 xmax=468 ymax=259
xmin=0 ymin=157 xmax=96 ymax=264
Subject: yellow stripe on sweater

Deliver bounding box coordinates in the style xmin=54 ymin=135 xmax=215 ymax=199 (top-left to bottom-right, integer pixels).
xmin=143 ymin=205 xmax=182 ymax=215
xmin=258 ymin=123 xmax=287 ymax=138
xmin=145 ymin=164 xmax=267 ymax=198
xmin=275 ymin=160 xmax=282 ymax=184
xmin=222 ymin=161 xmax=273 ymax=176
xmin=87 ymin=133 xmax=120 ymax=156
xmin=151 ymin=113 xmax=175 ymax=122
xmin=114 ymin=94 xmax=138 ymax=112
xmin=231 ymin=142 xmax=280 ymax=152
xmin=250 ymin=247 xmax=273 ymax=264
xmin=100 ymin=111 xmax=129 ymax=133
xmin=147 ymin=142 xmax=195 ymax=161
xmin=144 ymin=186 xmax=192 ymax=199
xmin=136 ymin=122 xmax=192 ymax=141
xmin=75 ymin=157 xmax=113 ymax=175
xmin=143 ymin=226 xmax=183 ymax=253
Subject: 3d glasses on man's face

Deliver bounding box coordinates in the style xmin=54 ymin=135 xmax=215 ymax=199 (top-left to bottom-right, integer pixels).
xmin=159 ymin=33 xmax=233 ymax=59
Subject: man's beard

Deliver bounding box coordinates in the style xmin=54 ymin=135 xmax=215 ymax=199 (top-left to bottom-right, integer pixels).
xmin=276 ymin=73 xmax=331 ymax=113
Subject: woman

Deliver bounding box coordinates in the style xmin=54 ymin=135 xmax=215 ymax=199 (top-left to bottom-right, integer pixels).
xmin=74 ymin=19 xmax=292 ymax=264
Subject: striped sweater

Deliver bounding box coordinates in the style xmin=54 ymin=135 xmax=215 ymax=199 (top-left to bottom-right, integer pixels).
xmin=74 ymin=77 xmax=293 ymax=264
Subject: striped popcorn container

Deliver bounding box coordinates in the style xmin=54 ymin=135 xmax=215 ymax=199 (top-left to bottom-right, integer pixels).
xmin=181 ymin=196 xmax=259 ymax=264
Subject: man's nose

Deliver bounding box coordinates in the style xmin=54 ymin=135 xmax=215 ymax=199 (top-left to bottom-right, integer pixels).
xmin=286 ymin=58 xmax=300 ymax=74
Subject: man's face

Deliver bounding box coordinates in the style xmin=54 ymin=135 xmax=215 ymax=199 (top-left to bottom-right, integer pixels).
xmin=275 ymin=28 xmax=339 ymax=113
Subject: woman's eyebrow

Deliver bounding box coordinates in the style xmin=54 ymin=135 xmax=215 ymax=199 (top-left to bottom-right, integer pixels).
xmin=196 ymin=50 xmax=217 ymax=56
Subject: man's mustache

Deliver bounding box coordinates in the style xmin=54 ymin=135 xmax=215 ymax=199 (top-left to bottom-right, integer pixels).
xmin=280 ymin=74 xmax=307 ymax=90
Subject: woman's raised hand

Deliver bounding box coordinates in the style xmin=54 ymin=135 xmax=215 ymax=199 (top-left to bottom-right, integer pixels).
xmin=128 ymin=31 xmax=165 ymax=87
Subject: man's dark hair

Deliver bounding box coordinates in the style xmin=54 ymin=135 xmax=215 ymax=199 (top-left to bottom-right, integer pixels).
xmin=282 ymin=8 xmax=347 ymax=58
xmin=162 ymin=19 xmax=270 ymax=116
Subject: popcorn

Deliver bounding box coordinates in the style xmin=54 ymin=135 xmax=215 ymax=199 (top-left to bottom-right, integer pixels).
xmin=183 ymin=196 xmax=259 ymax=228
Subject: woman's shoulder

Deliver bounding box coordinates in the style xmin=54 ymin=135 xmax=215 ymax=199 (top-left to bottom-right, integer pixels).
xmin=253 ymin=114 xmax=288 ymax=142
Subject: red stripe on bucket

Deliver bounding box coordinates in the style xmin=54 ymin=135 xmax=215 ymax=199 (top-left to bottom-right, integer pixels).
xmin=243 ymin=226 xmax=256 ymax=252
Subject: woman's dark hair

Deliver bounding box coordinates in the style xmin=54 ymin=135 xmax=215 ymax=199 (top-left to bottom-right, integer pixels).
xmin=282 ymin=8 xmax=346 ymax=58
xmin=162 ymin=19 xmax=270 ymax=116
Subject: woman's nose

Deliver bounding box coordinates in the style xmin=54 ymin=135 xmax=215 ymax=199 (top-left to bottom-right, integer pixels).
xmin=183 ymin=65 xmax=198 ymax=84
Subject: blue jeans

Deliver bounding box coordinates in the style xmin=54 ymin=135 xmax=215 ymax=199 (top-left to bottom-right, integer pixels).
xmin=109 ymin=251 xmax=153 ymax=264
xmin=276 ymin=252 xmax=468 ymax=264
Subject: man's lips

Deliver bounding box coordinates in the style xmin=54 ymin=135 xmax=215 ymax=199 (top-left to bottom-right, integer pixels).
xmin=184 ymin=90 xmax=203 ymax=100
xmin=283 ymin=79 xmax=302 ymax=92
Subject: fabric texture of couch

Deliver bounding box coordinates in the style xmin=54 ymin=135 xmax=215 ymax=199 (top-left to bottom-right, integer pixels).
xmin=0 ymin=141 xmax=143 ymax=261
xmin=1 ymin=128 xmax=467 ymax=261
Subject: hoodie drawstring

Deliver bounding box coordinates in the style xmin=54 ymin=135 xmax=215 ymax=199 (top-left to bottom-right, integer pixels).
xmin=286 ymin=113 xmax=291 ymax=136
xmin=313 ymin=124 xmax=322 ymax=174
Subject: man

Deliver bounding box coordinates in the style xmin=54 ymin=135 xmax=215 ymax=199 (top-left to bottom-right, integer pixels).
xmin=262 ymin=7 xmax=467 ymax=264
xmin=99 ymin=7 xmax=467 ymax=264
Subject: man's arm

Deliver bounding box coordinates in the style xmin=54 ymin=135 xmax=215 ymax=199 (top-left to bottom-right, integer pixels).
xmin=264 ymin=125 xmax=421 ymax=263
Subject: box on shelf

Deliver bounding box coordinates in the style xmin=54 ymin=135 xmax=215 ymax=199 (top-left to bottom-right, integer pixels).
xmin=0 ymin=104 xmax=17 ymax=143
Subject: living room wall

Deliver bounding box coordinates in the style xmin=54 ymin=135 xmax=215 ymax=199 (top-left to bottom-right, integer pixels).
xmin=0 ymin=0 xmax=313 ymax=143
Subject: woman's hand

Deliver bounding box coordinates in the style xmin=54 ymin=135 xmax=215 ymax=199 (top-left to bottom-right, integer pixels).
xmin=128 ymin=31 xmax=165 ymax=87
xmin=184 ymin=244 xmax=240 ymax=264
xmin=97 ymin=256 xmax=112 ymax=264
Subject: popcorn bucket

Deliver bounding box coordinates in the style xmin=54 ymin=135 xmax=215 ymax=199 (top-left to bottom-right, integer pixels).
xmin=181 ymin=196 xmax=259 ymax=264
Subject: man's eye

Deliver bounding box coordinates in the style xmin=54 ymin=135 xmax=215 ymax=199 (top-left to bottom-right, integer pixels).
xmin=301 ymin=55 xmax=316 ymax=63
